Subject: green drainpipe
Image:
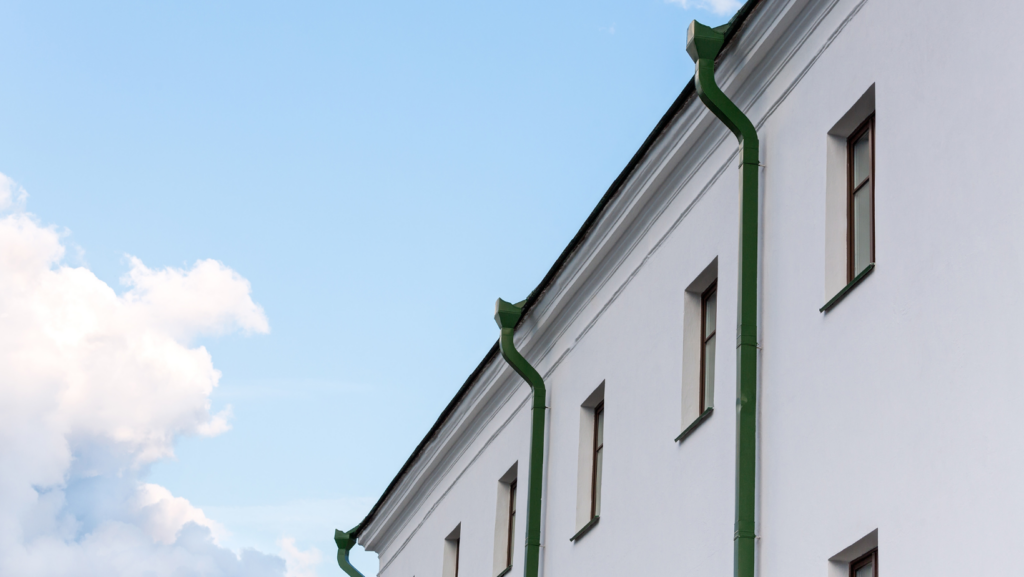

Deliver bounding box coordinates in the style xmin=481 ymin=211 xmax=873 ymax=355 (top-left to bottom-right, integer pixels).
xmin=334 ymin=526 xmax=366 ymax=577
xmin=686 ymin=20 xmax=759 ymax=577
xmin=494 ymin=298 xmax=547 ymax=577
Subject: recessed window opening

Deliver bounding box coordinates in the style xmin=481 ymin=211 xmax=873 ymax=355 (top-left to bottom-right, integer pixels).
xmin=826 ymin=528 xmax=878 ymax=577
xmin=824 ymin=84 xmax=875 ymax=305
xmin=850 ymin=549 xmax=877 ymax=577
xmin=574 ymin=383 xmax=604 ymax=536
xmin=492 ymin=463 xmax=517 ymax=575
xmin=848 ymin=116 xmax=875 ymax=280
xmin=680 ymin=258 xmax=717 ymax=441
xmin=699 ymin=282 xmax=717 ymax=412
xmin=591 ymin=402 xmax=604 ymax=518
xmin=443 ymin=524 xmax=461 ymax=577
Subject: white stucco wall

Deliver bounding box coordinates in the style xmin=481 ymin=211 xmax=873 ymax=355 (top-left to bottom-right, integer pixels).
xmin=358 ymin=0 xmax=1024 ymax=575
xmin=757 ymin=0 xmax=1024 ymax=574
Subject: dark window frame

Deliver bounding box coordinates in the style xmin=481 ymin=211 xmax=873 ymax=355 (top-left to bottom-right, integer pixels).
xmin=849 ymin=548 xmax=878 ymax=577
xmin=847 ymin=115 xmax=876 ymax=282
xmin=699 ymin=281 xmax=717 ymax=412
xmin=505 ymin=480 xmax=516 ymax=568
xmin=590 ymin=401 xmax=604 ymax=519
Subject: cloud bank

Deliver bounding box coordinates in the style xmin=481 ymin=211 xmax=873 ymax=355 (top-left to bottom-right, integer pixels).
xmin=666 ymin=0 xmax=743 ymax=17
xmin=0 ymin=173 xmax=302 ymax=575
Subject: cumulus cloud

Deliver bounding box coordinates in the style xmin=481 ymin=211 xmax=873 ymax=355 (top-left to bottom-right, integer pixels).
xmin=278 ymin=538 xmax=323 ymax=577
xmin=0 ymin=172 xmax=301 ymax=576
xmin=666 ymin=0 xmax=743 ymax=16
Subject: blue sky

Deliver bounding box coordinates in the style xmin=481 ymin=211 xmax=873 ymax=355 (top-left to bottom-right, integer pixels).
xmin=0 ymin=1 xmax=735 ymax=574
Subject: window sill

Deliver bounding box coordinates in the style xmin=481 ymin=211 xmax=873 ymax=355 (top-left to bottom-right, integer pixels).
xmin=675 ymin=407 xmax=713 ymax=443
xmin=496 ymin=566 xmax=513 ymax=577
xmin=569 ymin=515 xmax=600 ymax=542
xmin=820 ymin=263 xmax=875 ymax=313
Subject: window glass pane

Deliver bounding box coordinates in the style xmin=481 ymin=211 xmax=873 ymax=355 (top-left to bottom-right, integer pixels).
xmin=704 ymin=290 xmax=717 ymax=336
xmin=703 ymin=334 xmax=716 ymax=395
xmin=593 ymin=448 xmax=603 ymax=515
xmin=596 ymin=408 xmax=604 ymax=448
xmin=853 ymin=184 xmax=873 ymax=274
xmin=853 ymin=131 xmax=870 ymax=185
xmin=854 ymin=560 xmax=873 ymax=577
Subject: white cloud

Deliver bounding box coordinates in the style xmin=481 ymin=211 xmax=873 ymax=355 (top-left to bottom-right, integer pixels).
xmin=0 ymin=172 xmax=28 ymax=211
xmin=122 ymin=256 xmax=270 ymax=342
xmin=278 ymin=538 xmax=322 ymax=577
xmin=666 ymin=0 xmax=743 ymax=17
xmin=0 ymin=173 xmax=283 ymax=576
xmin=134 ymin=483 xmax=226 ymax=545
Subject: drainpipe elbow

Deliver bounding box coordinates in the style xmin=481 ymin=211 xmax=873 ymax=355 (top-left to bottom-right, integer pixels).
xmin=686 ymin=20 xmax=759 ymax=152
xmin=335 ymin=527 xmax=367 ymax=577
xmin=494 ymin=298 xmax=546 ymax=398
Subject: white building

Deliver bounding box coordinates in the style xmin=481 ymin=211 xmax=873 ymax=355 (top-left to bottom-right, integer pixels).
xmin=334 ymin=0 xmax=1024 ymax=575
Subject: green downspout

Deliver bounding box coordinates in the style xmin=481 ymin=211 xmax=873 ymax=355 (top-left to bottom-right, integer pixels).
xmin=334 ymin=526 xmax=366 ymax=577
xmin=686 ymin=20 xmax=759 ymax=577
xmin=494 ymin=298 xmax=546 ymax=577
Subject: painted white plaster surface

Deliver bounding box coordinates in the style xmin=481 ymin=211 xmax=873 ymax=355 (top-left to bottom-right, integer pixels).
xmin=356 ymin=0 xmax=1024 ymax=575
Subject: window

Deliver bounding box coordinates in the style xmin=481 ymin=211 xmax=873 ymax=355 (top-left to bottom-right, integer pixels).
xmin=680 ymin=259 xmax=717 ymax=440
xmin=493 ymin=464 xmax=517 ymax=575
xmin=824 ymin=85 xmax=875 ymax=308
xmin=573 ymin=383 xmax=603 ymax=540
xmin=850 ymin=549 xmax=877 ymax=577
xmin=506 ymin=480 xmax=516 ymax=569
xmin=443 ymin=525 xmax=461 ymax=577
xmin=591 ymin=402 xmax=604 ymax=518
xmin=699 ymin=282 xmax=717 ymax=412
xmin=847 ymin=115 xmax=875 ymax=280
xmin=827 ymin=530 xmax=877 ymax=577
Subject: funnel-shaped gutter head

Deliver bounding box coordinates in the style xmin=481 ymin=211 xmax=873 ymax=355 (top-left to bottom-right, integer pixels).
xmin=494 ymin=298 xmax=523 ymax=330
xmin=686 ymin=20 xmax=725 ymax=62
xmin=335 ymin=527 xmax=367 ymax=577
xmin=334 ymin=528 xmax=357 ymax=552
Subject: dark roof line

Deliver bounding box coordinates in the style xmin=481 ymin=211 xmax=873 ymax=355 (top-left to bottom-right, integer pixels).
xmin=352 ymin=0 xmax=762 ymax=540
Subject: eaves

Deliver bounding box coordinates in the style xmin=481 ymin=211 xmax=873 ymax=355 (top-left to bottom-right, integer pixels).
xmin=351 ymin=0 xmax=766 ymax=543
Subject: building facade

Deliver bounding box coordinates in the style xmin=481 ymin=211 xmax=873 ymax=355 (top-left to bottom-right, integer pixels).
xmin=337 ymin=0 xmax=1024 ymax=575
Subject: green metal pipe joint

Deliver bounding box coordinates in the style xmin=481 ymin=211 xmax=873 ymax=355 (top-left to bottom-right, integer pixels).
xmin=495 ymin=298 xmax=547 ymax=577
xmin=335 ymin=527 xmax=366 ymax=577
xmin=688 ymin=19 xmax=760 ymax=577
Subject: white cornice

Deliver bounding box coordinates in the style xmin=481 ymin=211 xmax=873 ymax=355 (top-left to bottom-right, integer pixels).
xmin=357 ymin=0 xmax=873 ymax=566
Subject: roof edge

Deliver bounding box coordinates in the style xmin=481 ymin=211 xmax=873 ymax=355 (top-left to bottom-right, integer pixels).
xmin=352 ymin=0 xmax=763 ymax=541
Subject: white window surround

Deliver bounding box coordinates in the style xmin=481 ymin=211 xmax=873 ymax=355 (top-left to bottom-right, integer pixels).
xmin=574 ymin=383 xmax=604 ymax=532
xmin=825 ymin=84 xmax=876 ymax=300
xmin=827 ymin=529 xmax=878 ymax=577
xmin=442 ymin=524 xmax=461 ymax=577
xmin=682 ymin=258 xmax=718 ymax=429
xmin=491 ymin=463 xmax=517 ymax=577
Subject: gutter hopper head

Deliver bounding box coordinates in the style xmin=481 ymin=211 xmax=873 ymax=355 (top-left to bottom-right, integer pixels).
xmin=686 ymin=20 xmax=725 ymax=63
xmin=335 ymin=529 xmax=357 ymax=551
xmin=494 ymin=298 xmax=523 ymax=330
